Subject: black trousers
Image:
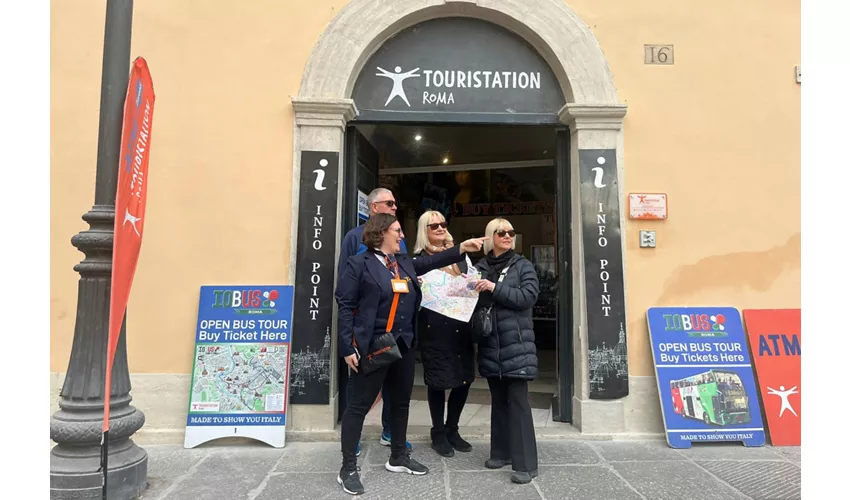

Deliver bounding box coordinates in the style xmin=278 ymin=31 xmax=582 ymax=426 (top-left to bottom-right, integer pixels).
xmin=487 ymin=377 xmax=538 ymax=472
xmin=341 ymin=340 xmax=416 ymax=463
xmin=345 ymin=369 xmax=393 ymax=433
xmin=427 ymin=385 xmax=470 ymax=433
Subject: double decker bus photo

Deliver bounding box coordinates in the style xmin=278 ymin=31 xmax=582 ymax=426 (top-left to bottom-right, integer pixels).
xmin=670 ymin=369 xmax=752 ymax=426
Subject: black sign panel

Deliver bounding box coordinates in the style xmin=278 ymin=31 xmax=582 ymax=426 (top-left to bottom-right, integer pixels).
xmin=579 ymin=149 xmax=629 ymax=400
xmin=352 ymin=17 xmax=566 ymax=124
xmin=290 ymin=151 xmax=339 ymax=404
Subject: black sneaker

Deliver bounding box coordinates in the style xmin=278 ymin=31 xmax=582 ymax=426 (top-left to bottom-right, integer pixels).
xmin=447 ymin=430 xmax=472 ymax=453
xmin=386 ymin=453 xmax=429 ymax=475
xmin=510 ymin=470 xmax=539 ymax=484
xmin=337 ymin=466 xmax=364 ymax=495
xmin=485 ymin=458 xmax=512 ymax=469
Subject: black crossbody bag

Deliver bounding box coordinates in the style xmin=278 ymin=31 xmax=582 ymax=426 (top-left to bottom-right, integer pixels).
xmin=471 ymin=265 xmax=511 ymax=341
xmin=355 ymin=290 xmax=403 ymax=374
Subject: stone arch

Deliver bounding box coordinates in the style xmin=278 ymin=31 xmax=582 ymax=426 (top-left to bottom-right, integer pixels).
xmin=298 ymin=0 xmax=621 ymax=106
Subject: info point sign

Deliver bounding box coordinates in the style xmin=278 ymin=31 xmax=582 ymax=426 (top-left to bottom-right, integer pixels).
xmin=647 ymin=307 xmax=765 ymax=449
xmin=184 ymin=285 xmax=294 ymax=449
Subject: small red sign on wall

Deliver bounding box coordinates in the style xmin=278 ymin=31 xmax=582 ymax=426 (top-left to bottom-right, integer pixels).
xmin=743 ymin=309 xmax=801 ymax=446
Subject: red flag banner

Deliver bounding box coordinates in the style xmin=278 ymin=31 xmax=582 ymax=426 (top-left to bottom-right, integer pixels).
xmin=103 ymin=57 xmax=156 ymax=431
xmin=743 ymin=309 xmax=801 ymax=446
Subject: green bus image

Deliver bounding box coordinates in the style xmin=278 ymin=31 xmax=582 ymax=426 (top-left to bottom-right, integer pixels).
xmin=670 ymin=369 xmax=751 ymax=426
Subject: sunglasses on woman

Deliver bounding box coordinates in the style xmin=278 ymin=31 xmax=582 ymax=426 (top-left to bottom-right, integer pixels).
xmin=427 ymin=222 xmax=448 ymax=230
xmin=495 ymin=229 xmax=516 ymax=238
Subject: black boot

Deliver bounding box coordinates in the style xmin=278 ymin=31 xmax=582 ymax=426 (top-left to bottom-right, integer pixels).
xmin=510 ymin=469 xmax=538 ymax=484
xmin=430 ymin=428 xmax=455 ymax=457
xmin=446 ymin=427 xmax=472 ymax=453
xmin=485 ymin=458 xmax=511 ymax=469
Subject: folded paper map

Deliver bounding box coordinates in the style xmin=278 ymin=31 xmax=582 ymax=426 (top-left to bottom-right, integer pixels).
xmin=419 ymin=256 xmax=481 ymax=323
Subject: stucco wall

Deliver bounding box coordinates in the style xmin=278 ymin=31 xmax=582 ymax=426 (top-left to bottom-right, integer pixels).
xmin=51 ymin=0 xmax=800 ymax=380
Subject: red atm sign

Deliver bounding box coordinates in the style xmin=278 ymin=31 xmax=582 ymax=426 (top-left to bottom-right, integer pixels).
xmin=743 ymin=309 xmax=801 ymax=446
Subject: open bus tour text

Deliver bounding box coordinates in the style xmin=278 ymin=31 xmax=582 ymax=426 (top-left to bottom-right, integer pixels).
xmin=658 ymin=341 xmax=746 ymax=364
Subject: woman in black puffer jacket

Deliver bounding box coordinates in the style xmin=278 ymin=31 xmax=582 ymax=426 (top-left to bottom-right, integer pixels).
xmin=472 ymin=217 xmax=540 ymax=485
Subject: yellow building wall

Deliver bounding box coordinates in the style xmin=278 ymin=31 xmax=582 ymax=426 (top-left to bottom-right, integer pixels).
xmin=50 ymin=0 xmax=800 ymax=378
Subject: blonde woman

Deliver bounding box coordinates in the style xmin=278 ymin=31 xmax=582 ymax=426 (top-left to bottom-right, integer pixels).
xmin=472 ymin=217 xmax=540 ymax=484
xmin=413 ymin=210 xmax=476 ymax=457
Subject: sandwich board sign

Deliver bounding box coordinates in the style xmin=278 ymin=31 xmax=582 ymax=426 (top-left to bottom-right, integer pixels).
xmin=184 ymin=285 xmax=294 ymax=448
xmin=647 ymin=307 xmax=765 ymax=448
xmin=743 ymin=309 xmax=801 ymax=446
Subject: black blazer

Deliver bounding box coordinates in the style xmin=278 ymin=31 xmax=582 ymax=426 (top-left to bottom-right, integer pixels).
xmin=335 ymin=246 xmax=465 ymax=359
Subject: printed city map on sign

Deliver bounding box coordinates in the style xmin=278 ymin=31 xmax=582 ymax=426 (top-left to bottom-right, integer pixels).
xmin=647 ymin=307 xmax=765 ymax=449
xmin=184 ymin=285 xmax=294 ymax=449
xmin=190 ymin=344 xmax=288 ymax=414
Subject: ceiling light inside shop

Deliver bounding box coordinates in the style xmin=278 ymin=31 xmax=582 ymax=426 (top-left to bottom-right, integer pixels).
xmin=442 ymin=157 xmax=449 ymax=164
xmin=414 ymin=134 xmax=422 ymax=141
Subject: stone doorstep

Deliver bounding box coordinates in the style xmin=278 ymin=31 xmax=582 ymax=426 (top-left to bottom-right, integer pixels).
xmin=116 ymin=424 xmax=665 ymax=447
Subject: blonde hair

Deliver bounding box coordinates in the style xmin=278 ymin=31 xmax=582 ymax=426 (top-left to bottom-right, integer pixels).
xmin=483 ymin=218 xmax=515 ymax=255
xmin=414 ymin=210 xmax=454 ymax=254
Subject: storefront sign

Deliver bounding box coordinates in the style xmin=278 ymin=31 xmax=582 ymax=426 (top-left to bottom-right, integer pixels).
xmin=289 ymin=151 xmax=339 ymax=404
xmin=184 ymin=285 xmax=294 ymax=449
xmin=352 ymin=17 xmax=565 ymax=124
xmin=579 ymin=150 xmax=629 ymax=399
xmin=454 ymin=201 xmax=554 ymax=217
xmin=647 ymin=307 xmax=766 ymax=449
xmin=357 ymin=190 xmax=369 ymax=224
xmin=743 ymin=309 xmax=801 ymax=446
xmin=628 ymin=193 xmax=667 ymax=220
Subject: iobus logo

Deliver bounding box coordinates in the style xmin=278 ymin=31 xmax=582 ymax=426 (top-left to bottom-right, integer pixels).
xmin=663 ymin=313 xmax=728 ymax=337
xmin=212 ymin=289 xmax=280 ymax=315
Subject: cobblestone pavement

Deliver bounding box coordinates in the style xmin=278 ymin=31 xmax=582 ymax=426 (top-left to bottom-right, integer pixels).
xmin=140 ymin=440 xmax=801 ymax=500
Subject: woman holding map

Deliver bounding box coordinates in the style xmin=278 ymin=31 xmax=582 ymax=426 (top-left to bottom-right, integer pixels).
xmin=413 ymin=210 xmax=477 ymax=458
xmin=472 ymin=217 xmax=540 ymax=484
xmin=334 ymin=213 xmax=486 ymax=496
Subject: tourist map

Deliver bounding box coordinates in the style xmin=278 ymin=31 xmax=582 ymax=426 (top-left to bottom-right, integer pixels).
xmin=189 ymin=344 xmax=288 ymax=413
xmin=419 ymin=257 xmax=481 ymax=322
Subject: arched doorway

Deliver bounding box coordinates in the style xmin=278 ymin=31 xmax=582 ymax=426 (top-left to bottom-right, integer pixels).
xmin=289 ymin=0 xmax=630 ymax=435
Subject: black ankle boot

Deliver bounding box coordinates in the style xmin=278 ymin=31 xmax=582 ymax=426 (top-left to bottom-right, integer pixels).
xmin=430 ymin=428 xmax=455 ymax=457
xmin=446 ymin=428 xmax=472 ymax=453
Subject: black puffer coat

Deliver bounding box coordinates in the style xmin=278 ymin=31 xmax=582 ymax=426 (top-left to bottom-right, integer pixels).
xmin=416 ymin=255 xmax=475 ymax=390
xmin=475 ymin=253 xmax=539 ymax=380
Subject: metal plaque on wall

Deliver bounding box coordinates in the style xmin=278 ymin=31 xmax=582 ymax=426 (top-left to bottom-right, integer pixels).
xmin=289 ymin=151 xmax=339 ymax=404
xmin=579 ymin=149 xmax=629 ymax=399
xmin=351 ymin=17 xmax=566 ymax=124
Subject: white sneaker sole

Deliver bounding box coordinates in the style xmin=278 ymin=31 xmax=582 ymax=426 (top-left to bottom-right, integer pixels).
xmin=337 ymin=475 xmax=363 ymax=495
xmin=385 ymin=462 xmax=428 ymax=475
xmin=380 ymin=437 xmax=391 ymax=446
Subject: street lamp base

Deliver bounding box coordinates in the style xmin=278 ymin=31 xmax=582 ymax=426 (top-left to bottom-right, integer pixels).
xmin=50 ymin=439 xmax=147 ymax=500
xmin=50 ymin=403 xmax=148 ymax=500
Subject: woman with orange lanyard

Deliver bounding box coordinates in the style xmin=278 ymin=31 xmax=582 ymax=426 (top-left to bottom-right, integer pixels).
xmin=334 ymin=213 xmax=486 ymax=495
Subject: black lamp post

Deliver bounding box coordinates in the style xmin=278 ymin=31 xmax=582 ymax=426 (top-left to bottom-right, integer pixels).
xmin=49 ymin=1 xmax=148 ymax=498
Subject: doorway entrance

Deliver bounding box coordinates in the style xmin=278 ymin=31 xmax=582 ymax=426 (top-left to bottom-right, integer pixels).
xmin=291 ymin=0 xmax=631 ymax=435
xmin=339 ymin=122 xmax=574 ymax=429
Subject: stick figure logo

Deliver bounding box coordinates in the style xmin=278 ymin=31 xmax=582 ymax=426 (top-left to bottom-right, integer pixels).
xmin=376 ymin=66 xmax=421 ymax=107
xmin=767 ymin=385 xmax=799 ymax=418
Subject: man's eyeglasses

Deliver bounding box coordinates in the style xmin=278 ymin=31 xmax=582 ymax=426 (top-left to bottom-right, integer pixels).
xmin=374 ymin=200 xmax=396 ymax=208
xmin=495 ymin=229 xmax=516 ymax=238
xmin=427 ymin=222 xmax=448 ymax=230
